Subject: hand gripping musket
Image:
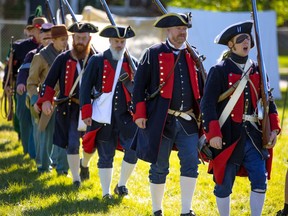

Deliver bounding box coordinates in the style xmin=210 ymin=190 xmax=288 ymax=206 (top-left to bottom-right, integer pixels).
xmin=251 ymin=0 xmax=271 ymax=147
xmin=153 ymin=0 xmax=206 ymax=85
xmin=46 ymin=0 xmax=57 ymax=25
xmin=99 ymin=0 xmax=137 ymax=76
xmin=1 ymin=36 xmax=14 ymax=121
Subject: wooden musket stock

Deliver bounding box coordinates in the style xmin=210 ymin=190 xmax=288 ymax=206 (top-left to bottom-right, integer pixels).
xmin=251 ymin=0 xmax=271 ymax=147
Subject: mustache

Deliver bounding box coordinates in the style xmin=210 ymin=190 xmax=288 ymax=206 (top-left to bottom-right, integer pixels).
xmin=75 ymin=43 xmax=85 ymax=47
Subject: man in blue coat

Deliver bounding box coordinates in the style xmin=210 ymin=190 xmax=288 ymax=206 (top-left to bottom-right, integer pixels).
xmin=4 ymin=16 xmax=46 ymax=157
xmin=80 ymin=25 xmax=138 ymax=199
xmin=200 ymin=20 xmax=281 ymax=216
xmin=36 ymin=22 xmax=98 ymax=187
xmin=132 ymin=13 xmax=204 ymax=216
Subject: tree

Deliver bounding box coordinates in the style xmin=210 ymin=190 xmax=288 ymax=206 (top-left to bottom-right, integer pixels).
xmin=164 ymin=0 xmax=288 ymax=26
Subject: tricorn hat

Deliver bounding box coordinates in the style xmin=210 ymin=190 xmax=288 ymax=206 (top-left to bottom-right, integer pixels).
xmin=26 ymin=15 xmax=35 ymax=26
xmin=99 ymin=25 xmax=135 ymax=39
xmin=68 ymin=22 xmax=99 ymax=33
xmin=214 ymin=20 xmax=255 ymax=48
xmin=51 ymin=24 xmax=69 ymax=39
xmin=26 ymin=17 xmax=47 ymax=30
xmin=154 ymin=12 xmax=192 ymax=28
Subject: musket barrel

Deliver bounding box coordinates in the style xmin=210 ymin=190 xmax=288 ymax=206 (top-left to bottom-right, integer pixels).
xmin=46 ymin=0 xmax=56 ymax=25
xmin=251 ymin=0 xmax=271 ymax=147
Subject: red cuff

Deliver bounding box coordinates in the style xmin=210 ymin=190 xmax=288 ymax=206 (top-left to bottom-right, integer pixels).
xmin=36 ymin=85 xmax=55 ymax=110
xmin=133 ymin=101 xmax=146 ymax=121
xmin=81 ymin=104 xmax=92 ymax=120
xmin=269 ymin=113 xmax=281 ymax=134
xmin=205 ymin=120 xmax=222 ymax=141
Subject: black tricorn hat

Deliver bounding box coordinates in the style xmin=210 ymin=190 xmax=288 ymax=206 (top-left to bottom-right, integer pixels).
xmin=99 ymin=25 xmax=135 ymax=39
xmin=68 ymin=22 xmax=98 ymax=33
xmin=154 ymin=12 xmax=192 ymax=28
xmin=27 ymin=15 xmax=35 ymax=26
xmin=214 ymin=20 xmax=255 ymax=48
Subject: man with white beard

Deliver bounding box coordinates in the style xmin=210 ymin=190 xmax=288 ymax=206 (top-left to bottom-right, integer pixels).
xmin=80 ymin=25 xmax=138 ymax=199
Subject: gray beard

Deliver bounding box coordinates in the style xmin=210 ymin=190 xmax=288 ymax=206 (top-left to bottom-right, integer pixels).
xmin=110 ymin=46 xmax=125 ymax=61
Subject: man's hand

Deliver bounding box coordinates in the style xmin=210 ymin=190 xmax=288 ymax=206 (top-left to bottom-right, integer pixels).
xmin=266 ymin=130 xmax=279 ymax=149
xmin=16 ymin=84 xmax=26 ymax=95
xmin=83 ymin=117 xmax=92 ymax=126
xmin=135 ymin=118 xmax=147 ymax=129
xmin=33 ymin=103 xmax=41 ymax=114
xmin=4 ymin=86 xmax=13 ymax=96
xmin=209 ymin=136 xmax=223 ymax=150
xmin=42 ymin=101 xmax=53 ymax=116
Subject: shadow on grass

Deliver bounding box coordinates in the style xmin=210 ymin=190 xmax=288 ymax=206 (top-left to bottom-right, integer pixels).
xmin=0 ymin=142 xmax=125 ymax=215
xmin=22 ymin=196 xmax=124 ymax=216
xmin=0 ymin=124 xmax=15 ymax=131
xmin=0 ymin=139 xmax=20 ymax=152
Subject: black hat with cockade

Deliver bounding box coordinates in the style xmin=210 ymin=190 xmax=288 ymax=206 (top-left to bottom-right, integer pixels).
xmin=214 ymin=20 xmax=255 ymax=48
xmin=68 ymin=22 xmax=98 ymax=33
xmin=154 ymin=12 xmax=192 ymax=28
xmin=99 ymin=25 xmax=135 ymax=39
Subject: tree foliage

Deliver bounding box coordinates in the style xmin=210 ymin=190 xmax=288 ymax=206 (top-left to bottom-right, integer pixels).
xmin=164 ymin=0 xmax=288 ymax=26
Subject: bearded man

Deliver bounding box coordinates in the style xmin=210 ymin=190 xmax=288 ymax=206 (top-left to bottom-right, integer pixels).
xmin=79 ymin=25 xmax=138 ymax=199
xmin=36 ymin=22 xmax=98 ymax=187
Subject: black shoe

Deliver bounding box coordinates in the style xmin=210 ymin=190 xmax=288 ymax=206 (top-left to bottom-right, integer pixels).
xmin=114 ymin=184 xmax=128 ymax=196
xmin=180 ymin=210 xmax=196 ymax=216
xmin=37 ymin=167 xmax=52 ymax=174
xmin=103 ymin=194 xmax=112 ymax=200
xmin=73 ymin=181 xmax=81 ymax=188
xmin=57 ymin=171 xmax=68 ymax=176
xmin=154 ymin=210 xmax=163 ymax=216
xmin=277 ymin=210 xmax=288 ymax=216
xmin=80 ymin=159 xmax=90 ymax=181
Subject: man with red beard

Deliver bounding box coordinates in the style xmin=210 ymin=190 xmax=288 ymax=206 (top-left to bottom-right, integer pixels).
xmin=36 ymin=22 xmax=98 ymax=187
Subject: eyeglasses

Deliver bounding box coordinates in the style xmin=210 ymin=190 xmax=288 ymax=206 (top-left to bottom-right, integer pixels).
xmin=235 ymin=34 xmax=250 ymax=44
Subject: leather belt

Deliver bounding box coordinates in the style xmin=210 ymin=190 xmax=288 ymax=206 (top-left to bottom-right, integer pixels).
xmin=54 ymin=97 xmax=79 ymax=105
xmin=70 ymin=97 xmax=79 ymax=105
xmin=168 ymin=109 xmax=195 ymax=121
xmin=242 ymin=114 xmax=258 ymax=122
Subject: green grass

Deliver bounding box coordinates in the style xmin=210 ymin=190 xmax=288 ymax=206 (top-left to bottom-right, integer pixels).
xmin=279 ymin=55 xmax=288 ymax=69
xmin=0 ymin=90 xmax=288 ymax=216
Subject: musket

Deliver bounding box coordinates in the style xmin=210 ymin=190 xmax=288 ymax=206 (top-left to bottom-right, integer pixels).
xmin=46 ymin=0 xmax=57 ymax=25
xmin=251 ymin=0 xmax=271 ymax=147
xmin=62 ymin=0 xmax=77 ymax=23
xmin=152 ymin=0 xmax=206 ymax=85
xmin=59 ymin=0 xmax=66 ymax=24
xmin=2 ymin=36 xmax=14 ymax=121
xmin=99 ymin=0 xmax=137 ymax=75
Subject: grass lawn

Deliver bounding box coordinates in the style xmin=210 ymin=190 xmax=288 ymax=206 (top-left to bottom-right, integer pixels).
xmin=0 ymin=89 xmax=288 ymax=215
xmin=279 ymin=55 xmax=288 ymax=69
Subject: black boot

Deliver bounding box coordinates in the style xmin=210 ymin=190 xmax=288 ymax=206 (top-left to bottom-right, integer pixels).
xmin=154 ymin=210 xmax=163 ymax=216
xmin=79 ymin=159 xmax=90 ymax=181
xmin=180 ymin=210 xmax=196 ymax=216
